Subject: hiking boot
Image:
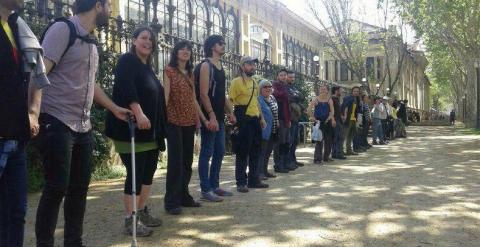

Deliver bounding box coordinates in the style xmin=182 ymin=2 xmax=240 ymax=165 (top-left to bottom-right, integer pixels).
xmin=213 ymin=188 xmax=233 ymax=197
xmin=201 ymin=191 xmax=223 ymax=202
xmin=124 ymin=216 xmax=153 ymax=237
xmin=138 ymin=206 xmax=163 ymax=227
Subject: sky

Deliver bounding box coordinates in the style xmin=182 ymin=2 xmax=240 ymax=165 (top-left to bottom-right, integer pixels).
xmin=280 ymin=0 xmax=418 ymax=44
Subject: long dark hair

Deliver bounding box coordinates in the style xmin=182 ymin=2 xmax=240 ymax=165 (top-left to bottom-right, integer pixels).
xmin=168 ymin=40 xmax=194 ymax=74
xmin=130 ymin=26 xmax=157 ymax=66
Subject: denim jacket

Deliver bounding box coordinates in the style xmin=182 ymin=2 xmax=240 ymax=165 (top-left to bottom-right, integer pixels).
xmin=258 ymin=95 xmax=274 ymax=141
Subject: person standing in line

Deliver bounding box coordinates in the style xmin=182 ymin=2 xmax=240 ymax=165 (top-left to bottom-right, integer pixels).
xmin=257 ymin=79 xmax=279 ymax=180
xmin=449 ymin=110 xmax=456 ymax=126
xmin=371 ymin=96 xmax=386 ymax=145
xmin=331 ymin=86 xmax=346 ymax=160
xmin=106 ymin=27 xmax=166 ymax=235
xmin=272 ymin=68 xmax=293 ymax=173
xmin=229 ymin=56 xmax=268 ymax=193
xmin=195 ymin=35 xmax=236 ymax=202
xmin=0 ymin=0 xmax=48 ymax=245
xmin=286 ymin=71 xmax=306 ymax=168
xmin=35 ymin=0 xmax=132 ymax=246
xmin=341 ymin=86 xmax=361 ymax=156
xmin=360 ymin=94 xmax=372 ymax=149
xmin=353 ymin=95 xmax=367 ymax=153
xmin=308 ymin=85 xmax=336 ymax=164
xmin=163 ymin=41 xmax=211 ymax=214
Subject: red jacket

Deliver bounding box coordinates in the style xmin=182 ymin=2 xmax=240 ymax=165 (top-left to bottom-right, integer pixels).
xmin=272 ymin=80 xmax=291 ymax=123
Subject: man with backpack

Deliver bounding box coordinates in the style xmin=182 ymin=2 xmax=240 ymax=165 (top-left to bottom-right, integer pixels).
xmin=35 ymin=0 xmax=131 ymax=246
xmin=0 ymin=0 xmax=48 ymax=245
xmin=229 ymin=56 xmax=268 ymax=193
xmin=195 ymin=35 xmax=236 ymax=202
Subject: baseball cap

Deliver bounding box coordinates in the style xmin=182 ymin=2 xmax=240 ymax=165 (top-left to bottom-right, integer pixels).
xmin=239 ymin=56 xmax=259 ymax=66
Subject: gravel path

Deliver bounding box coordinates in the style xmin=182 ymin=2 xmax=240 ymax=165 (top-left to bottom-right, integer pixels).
xmin=25 ymin=126 xmax=480 ymax=246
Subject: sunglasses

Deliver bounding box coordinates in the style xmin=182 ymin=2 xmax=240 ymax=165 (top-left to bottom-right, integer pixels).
xmin=217 ymin=41 xmax=226 ymax=46
xmin=262 ymin=86 xmax=272 ymax=88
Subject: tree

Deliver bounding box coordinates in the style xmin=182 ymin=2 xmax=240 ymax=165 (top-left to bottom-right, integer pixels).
xmin=376 ymin=0 xmax=409 ymax=97
xmin=393 ymin=0 xmax=480 ymax=123
xmin=308 ymin=0 xmax=370 ymax=91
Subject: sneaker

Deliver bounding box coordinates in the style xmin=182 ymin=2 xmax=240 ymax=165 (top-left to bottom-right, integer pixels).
xmin=213 ymin=188 xmax=233 ymax=197
xmin=265 ymin=172 xmax=277 ymax=178
xmin=296 ymin=162 xmax=305 ymax=167
xmin=237 ymin=186 xmax=249 ymax=193
xmin=124 ymin=216 xmax=153 ymax=237
xmin=248 ymin=182 xmax=269 ymax=189
xmin=201 ymin=191 xmax=223 ymax=202
xmin=138 ymin=206 xmax=162 ymax=227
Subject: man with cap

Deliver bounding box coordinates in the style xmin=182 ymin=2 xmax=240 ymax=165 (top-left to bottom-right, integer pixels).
xmin=229 ymin=56 xmax=268 ymax=193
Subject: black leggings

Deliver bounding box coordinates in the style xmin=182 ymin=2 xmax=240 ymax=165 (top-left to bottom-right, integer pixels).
xmin=120 ymin=149 xmax=160 ymax=195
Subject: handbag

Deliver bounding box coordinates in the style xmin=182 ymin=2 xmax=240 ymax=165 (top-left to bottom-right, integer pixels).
xmin=231 ymin=78 xmax=256 ymax=154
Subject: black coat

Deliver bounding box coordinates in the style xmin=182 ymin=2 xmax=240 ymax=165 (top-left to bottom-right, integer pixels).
xmin=105 ymin=53 xmax=167 ymax=150
xmin=0 ymin=12 xmax=30 ymax=141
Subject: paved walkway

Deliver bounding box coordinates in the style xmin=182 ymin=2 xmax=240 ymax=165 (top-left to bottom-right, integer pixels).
xmin=25 ymin=126 xmax=480 ymax=246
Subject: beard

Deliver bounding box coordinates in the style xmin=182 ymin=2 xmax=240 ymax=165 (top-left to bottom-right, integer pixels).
xmin=96 ymin=11 xmax=109 ymax=27
xmin=245 ymin=71 xmax=255 ymax=77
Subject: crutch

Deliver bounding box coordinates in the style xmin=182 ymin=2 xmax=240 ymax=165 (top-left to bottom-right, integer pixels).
xmin=128 ymin=115 xmax=138 ymax=247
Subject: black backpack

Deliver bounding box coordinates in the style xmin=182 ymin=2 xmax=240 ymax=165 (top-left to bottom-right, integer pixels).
xmin=40 ymin=17 xmax=97 ymax=69
xmin=193 ymin=59 xmax=217 ymax=102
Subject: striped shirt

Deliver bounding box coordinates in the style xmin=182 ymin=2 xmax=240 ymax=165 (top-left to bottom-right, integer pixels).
xmin=363 ymin=103 xmax=371 ymax=122
xmin=266 ymin=95 xmax=279 ymax=134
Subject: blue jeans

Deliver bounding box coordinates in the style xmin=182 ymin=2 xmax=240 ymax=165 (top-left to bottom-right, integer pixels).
xmin=332 ymin=120 xmax=344 ymax=157
xmin=288 ymin=121 xmax=299 ymax=164
xmin=0 ymin=140 xmax=27 ymax=247
xmin=198 ymin=122 xmax=225 ymax=193
xmin=372 ymin=118 xmax=383 ymax=143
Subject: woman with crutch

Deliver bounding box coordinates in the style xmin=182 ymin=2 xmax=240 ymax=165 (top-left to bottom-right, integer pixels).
xmin=105 ymin=26 xmax=167 ymax=237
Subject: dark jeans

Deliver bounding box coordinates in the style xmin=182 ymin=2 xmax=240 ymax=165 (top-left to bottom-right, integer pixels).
xmin=0 ymin=140 xmax=27 ymax=247
xmin=165 ymin=123 xmax=196 ymax=210
xmin=36 ymin=114 xmax=93 ymax=247
xmin=119 ymin=149 xmax=159 ymax=195
xmin=344 ymin=121 xmax=357 ymax=153
xmin=273 ymin=121 xmax=292 ymax=170
xmin=288 ymin=121 xmax=299 ymax=164
xmin=332 ymin=120 xmax=344 ymax=157
xmin=235 ymin=117 xmax=262 ymax=186
xmin=258 ymin=136 xmax=275 ymax=176
xmin=198 ymin=122 xmax=225 ymax=193
xmin=314 ymin=121 xmax=333 ymax=162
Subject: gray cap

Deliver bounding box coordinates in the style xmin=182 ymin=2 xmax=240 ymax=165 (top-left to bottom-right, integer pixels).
xmin=240 ymin=56 xmax=259 ymax=66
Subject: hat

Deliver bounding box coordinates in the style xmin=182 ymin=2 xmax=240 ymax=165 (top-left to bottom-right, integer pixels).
xmin=259 ymin=79 xmax=272 ymax=89
xmin=382 ymin=96 xmax=390 ymax=100
xmin=239 ymin=56 xmax=259 ymax=66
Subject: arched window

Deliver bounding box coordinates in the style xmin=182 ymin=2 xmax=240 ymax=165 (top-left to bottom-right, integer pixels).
xmin=123 ymin=0 xmax=167 ymax=26
xmin=250 ymin=24 xmax=271 ymax=60
xmin=192 ymin=0 xmax=207 ymax=43
xmin=211 ymin=5 xmax=223 ymax=35
xmin=172 ymin=0 xmax=189 ymax=39
xmin=287 ymin=41 xmax=294 ymax=69
xmin=283 ymin=37 xmax=289 ymax=66
xmin=225 ymin=12 xmax=237 ymax=52
xmin=296 ymin=44 xmax=303 ymax=72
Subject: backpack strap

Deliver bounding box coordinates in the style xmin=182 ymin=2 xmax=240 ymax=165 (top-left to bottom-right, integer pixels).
xmin=202 ymin=59 xmax=217 ymax=98
xmin=40 ymin=17 xmax=97 ymax=71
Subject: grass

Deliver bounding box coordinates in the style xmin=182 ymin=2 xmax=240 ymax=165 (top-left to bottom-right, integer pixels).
xmin=91 ymin=165 xmax=126 ymax=181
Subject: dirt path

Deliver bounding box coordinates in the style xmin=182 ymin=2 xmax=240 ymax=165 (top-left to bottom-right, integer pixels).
xmin=25 ymin=126 xmax=480 ymax=246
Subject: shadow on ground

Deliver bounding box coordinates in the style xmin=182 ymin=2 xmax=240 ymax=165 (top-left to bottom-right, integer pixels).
xmin=25 ymin=126 xmax=480 ymax=246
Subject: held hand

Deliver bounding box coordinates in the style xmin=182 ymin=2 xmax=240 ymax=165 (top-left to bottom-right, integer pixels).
xmin=209 ymin=116 xmax=219 ymax=132
xmin=286 ymin=121 xmax=291 ymax=128
xmin=113 ymin=106 xmax=133 ymax=122
xmin=260 ymin=118 xmax=267 ymax=129
xmin=29 ymin=113 xmax=40 ymax=137
xmin=228 ymin=114 xmax=237 ymax=125
xmin=332 ymin=119 xmax=337 ymax=128
xmin=136 ymin=113 xmax=151 ymax=130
